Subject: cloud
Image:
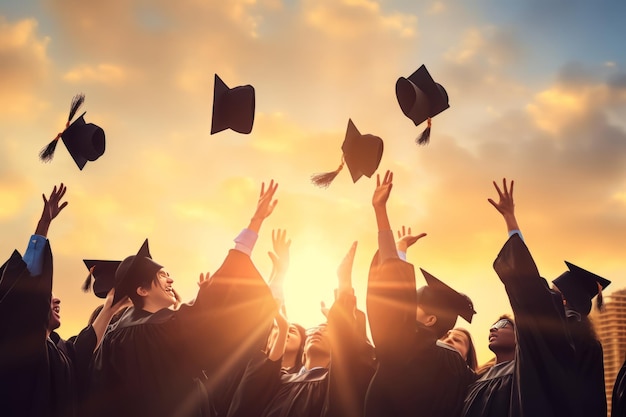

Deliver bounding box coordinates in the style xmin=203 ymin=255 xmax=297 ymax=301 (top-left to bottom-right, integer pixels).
xmin=63 ymin=63 xmax=128 ymax=84
xmin=0 ymin=16 xmax=50 ymax=119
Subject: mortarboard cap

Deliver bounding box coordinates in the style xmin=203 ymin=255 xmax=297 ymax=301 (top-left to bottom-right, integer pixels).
xmin=82 ymin=260 xmax=122 ymax=299
xmin=311 ymin=119 xmax=384 ymax=188
xmin=112 ymin=239 xmax=163 ymax=305
xmin=396 ymin=65 xmax=449 ymax=145
xmin=418 ymin=268 xmax=476 ymax=323
xmin=552 ymin=261 xmax=611 ymax=316
xmin=210 ymin=73 xmax=255 ymax=135
xmin=39 ymin=94 xmax=106 ymax=170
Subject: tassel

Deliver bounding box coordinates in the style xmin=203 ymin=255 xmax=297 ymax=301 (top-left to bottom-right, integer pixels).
xmin=68 ymin=93 xmax=85 ymax=122
xmin=416 ymin=118 xmax=432 ymax=145
xmin=39 ymin=134 xmax=61 ymax=162
xmin=596 ymin=282 xmax=604 ymax=311
xmin=311 ymin=159 xmax=345 ymax=188
xmin=82 ymin=266 xmax=95 ymax=292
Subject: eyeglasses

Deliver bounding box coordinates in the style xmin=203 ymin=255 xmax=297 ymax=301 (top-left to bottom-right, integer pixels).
xmin=491 ymin=319 xmax=513 ymax=330
xmin=305 ymin=324 xmax=327 ymax=337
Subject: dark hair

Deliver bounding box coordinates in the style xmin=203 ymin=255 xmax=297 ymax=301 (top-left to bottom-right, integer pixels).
xmin=128 ymin=273 xmax=162 ymax=308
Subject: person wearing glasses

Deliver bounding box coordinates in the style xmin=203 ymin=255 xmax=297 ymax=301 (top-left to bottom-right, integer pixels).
xmin=462 ymin=315 xmax=516 ymax=415
xmin=462 ymin=179 xmax=585 ymax=417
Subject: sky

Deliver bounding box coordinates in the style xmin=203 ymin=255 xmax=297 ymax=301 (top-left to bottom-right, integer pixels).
xmin=1 ymin=0 xmax=626 ymax=365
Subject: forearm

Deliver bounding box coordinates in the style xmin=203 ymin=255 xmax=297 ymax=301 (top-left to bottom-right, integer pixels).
xmin=374 ymin=206 xmax=397 ymax=262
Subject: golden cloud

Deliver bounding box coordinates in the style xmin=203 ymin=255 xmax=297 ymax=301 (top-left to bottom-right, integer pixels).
xmin=63 ymin=63 xmax=128 ymax=84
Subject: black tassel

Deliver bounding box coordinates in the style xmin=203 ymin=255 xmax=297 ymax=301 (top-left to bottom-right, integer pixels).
xmin=82 ymin=266 xmax=95 ymax=292
xmin=311 ymin=160 xmax=344 ymax=188
xmin=416 ymin=118 xmax=432 ymax=145
xmin=39 ymin=135 xmax=61 ymax=162
xmin=68 ymin=93 xmax=85 ymax=122
xmin=596 ymin=282 xmax=604 ymax=311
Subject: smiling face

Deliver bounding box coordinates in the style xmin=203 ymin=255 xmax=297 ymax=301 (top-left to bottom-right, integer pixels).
xmin=48 ymin=294 xmax=61 ymax=332
xmin=142 ymin=268 xmax=177 ymax=310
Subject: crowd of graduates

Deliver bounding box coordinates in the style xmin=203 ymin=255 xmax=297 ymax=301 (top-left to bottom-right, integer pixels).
xmin=2 ymin=173 xmax=626 ymax=417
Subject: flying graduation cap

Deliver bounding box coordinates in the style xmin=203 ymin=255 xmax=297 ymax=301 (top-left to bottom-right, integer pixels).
xmin=396 ymin=65 xmax=449 ymax=145
xmin=39 ymin=94 xmax=106 ymax=170
xmin=552 ymin=261 xmax=611 ymax=316
xmin=210 ymin=74 xmax=256 ymax=135
xmin=418 ymin=268 xmax=476 ymax=323
xmin=82 ymin=259 xmax=122 ymax=299
xmin=311 ymin=119 xmax=383 ymax=188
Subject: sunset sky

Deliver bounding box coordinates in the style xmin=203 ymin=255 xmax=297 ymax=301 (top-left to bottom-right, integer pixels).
xmin=2 ymin=0 xmax=626 ymax=364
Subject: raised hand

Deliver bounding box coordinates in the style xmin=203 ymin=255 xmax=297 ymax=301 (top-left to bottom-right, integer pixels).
xmin=249 ymin=180 xmax=279 ymax=233
xmin=488 ymin=178 xmax=515 ymax=217
xmin=337 ymin=241 xmax=357 ymax=292
xmin=396 ymin=226 xmax=427 ymax=253
xmin=35 ymin=183 xmax=69 ymax=237
xmin=372 ymin=170 xmax=393 ymax=209
xmin=198 ymin=272 xmax=212 ymax=288
xmin=268 ymin=229 xmax=291 ymax=278
xmin=487 ymin=178 xmax=520 ymax=233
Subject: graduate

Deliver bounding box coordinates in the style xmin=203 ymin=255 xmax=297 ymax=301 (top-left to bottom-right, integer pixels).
xmin=463 ymin=178 xmax=585 ymax=417
xmin=462 ymin=314 xmax=516 ymax=416
xmin=365 ymin=170 xmax=475 ymax=417
xmin=226 ymin=241 xmax=376 ymax=417
xmin=89 ymin=180 xmax=278 ymax=417
xmin=0 ymin=184 xmax=125 ymax=417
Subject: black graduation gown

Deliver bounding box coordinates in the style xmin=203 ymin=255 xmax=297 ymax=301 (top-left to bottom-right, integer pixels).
xmin=567 ymin=316 xmax=607 ymax=417
xmin=90 ymin=249 xmax=276 ymax=417
xmin=464 ymin=234 xmax=584 ymax=417
xmin=462 ymin=360 xmax=515 ymax=417
xmin=612 ymin=359 xmax=626 ymax=417
xmin=0 ymin=244 xmax=58 ymax=417
xmin=225 ymin=292 xmax=376 ymax=417
xmin=365 ymin=257 xmax=473 ymax=417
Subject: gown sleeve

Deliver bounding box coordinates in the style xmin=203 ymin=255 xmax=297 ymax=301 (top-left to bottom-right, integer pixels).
xmin=366 ymin=252 xmax=418 ymax=363
xmin=493 ymin=234 xmax=584 ymax=417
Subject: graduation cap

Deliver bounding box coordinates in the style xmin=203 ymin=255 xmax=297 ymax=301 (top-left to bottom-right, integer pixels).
xmin=210 ymin=74 xmax=255 ymax=135
xmin=552 ymin=261 xmax=611 ymax=316
xmin=396 ymin=65 xmax=449 ymax=145
xmin=311 ymin=119 xmax=384 ymax=188
xmin=39 ymin=93 xmax=106 ymax=170
xmin=112 ymin=239 xmax=163 ymax=305
xmin=418 ymin=268 xmax=476 ymax=323
xmin=82 ymin=260 xmax=121 ymax=299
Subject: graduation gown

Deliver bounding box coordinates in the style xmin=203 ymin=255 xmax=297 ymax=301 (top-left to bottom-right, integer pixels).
xmin=0 ymin=244 xmax=56 ymax=417
xmin=567 ymin=316 xmax=607 ymax=417
xmin=365 ymin=257 xmax=473 ymax=417
xmin=90 ymin=249 xmax=276 ymax=417
xmin=225 ymin=292 xmax=376 ymax=417
xmin=463 ymin=234 xmax=584 ymax=417
xmin=612 ymin=359 xmax=626 ymax=417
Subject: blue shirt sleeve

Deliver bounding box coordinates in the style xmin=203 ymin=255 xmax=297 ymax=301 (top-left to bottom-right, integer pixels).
xmin=508 ymin=229 xmax=524 ymax=242
xmin=22 ymin=234 xmax=48 ymax=276
xmin=234 ymin=228 xmax=258 ymax=256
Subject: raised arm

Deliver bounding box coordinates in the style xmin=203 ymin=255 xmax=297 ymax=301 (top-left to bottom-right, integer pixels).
xmin=248 ymin=180 xmax=278 ymax=234
xmin=395 ymin=226 xmax=427 ymax=261
xmin=23 ymin=183 xmax=68 ymax=276
xmin=372 ymin=171 xmax=397 ymax=263
xmin=487 ymin=178 xmax=520 ymax=236
xmin=234 ymin=180 xmax=279 ymax=256
xmin=267 ymin=229 xmax=291 ymax=309
xmin=34 ymin=183 xmax=68 ymax=238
